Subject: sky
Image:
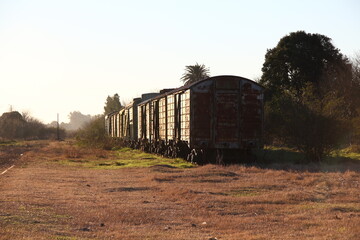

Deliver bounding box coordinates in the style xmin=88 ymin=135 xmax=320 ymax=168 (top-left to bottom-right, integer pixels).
xmin=0 ymin=0 xmax=359 ymax=124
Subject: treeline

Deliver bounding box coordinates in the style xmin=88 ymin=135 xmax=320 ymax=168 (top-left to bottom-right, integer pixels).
xmin=0 ymin=111 xmax=65 ymax=141
xmin=260 ymin=31 xmax=360 ymax=161
xmin=47 ymin=111 xmax=94 ymax=132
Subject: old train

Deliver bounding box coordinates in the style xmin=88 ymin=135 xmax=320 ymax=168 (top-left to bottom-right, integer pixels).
xmin=105 ymin=75 xmax=264 ymax=164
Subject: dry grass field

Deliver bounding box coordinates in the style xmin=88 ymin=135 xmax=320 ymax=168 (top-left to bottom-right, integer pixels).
xmin=1 ymin=140 xmax=359 ymax=240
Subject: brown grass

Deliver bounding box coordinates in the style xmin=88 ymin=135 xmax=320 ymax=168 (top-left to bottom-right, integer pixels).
xmin=0 ymin=140 xmax=359 ymax=239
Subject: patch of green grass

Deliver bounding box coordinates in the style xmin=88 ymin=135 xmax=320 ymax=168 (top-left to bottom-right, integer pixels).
xmin=117 ymin=147 xmax=132 ymax=152
xmin=59 ymin=148 xmax=194 ymax=169
xmin=52 ymin=237 xmax=78 ymax=240
xmin=0 ymin=140 xmax=18 ymax=146
xmin=330 ymin=148 xmax=360 ymax=161
xmin=254 ymin=146 xmax=305 ymax=163
xmin=0 ymin=140 xmax=32 ymax=146
xmin=53 ymin=214 xmax=73 ymax=219
xmin=255 ymin=145 xmax=360 ymax=164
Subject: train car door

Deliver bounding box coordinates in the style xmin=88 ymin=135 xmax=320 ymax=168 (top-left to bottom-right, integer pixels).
xmin=214 ymin=78 xmax=240 ymax=148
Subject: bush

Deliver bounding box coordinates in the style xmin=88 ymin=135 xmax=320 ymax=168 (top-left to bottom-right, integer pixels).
xmin=265 ymin=85 xmax=350 ymax=162
xmin=75 ymin=115 xmax=113 ymax=148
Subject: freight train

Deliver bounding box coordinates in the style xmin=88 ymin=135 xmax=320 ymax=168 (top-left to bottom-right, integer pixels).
xmin=105 ymin=75 xmax=264 ymax=164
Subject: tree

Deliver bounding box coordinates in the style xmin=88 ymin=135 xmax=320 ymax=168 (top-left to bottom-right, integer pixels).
xmin=104 ymin=93 xmax=122 ymax=115
xmin=181 ymin=63 xmax=210 ymax=85
xmin=0 ymin=111 xmax=25 ymax=139
xmin=260 ymin=31 xmax=354 ymax=161
xmin=350 ymin=52 xmax=360 ymax=144
xmin=67 ymin=111 xmax=92 ymax=131
xmin=260 ymin=31 xmax=350 ymax=102
xmin=22 ymin=112 xmax=46 ymax=139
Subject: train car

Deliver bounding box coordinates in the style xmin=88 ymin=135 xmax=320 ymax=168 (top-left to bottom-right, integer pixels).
xmin=136 ymin=75 xmax=264 ymax=163
xmin=105 ymin=111 xmax=119 ymax=138
xmin=105 ymin=93 xmax=159 ymax=145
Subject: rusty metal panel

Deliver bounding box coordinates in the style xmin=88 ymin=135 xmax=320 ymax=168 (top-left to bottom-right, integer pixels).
xmin=115 ymin=113 xmax=118 ymax=137
xmin=151 ymin=100 xmax=158 ymax=140
xmin=193 ymin=92 xmax=212 ymax=138
xmin=110 ymin=115 xmax=114 ymax=137
xmin=215 ymin=91 xmax=239 ymax=143
xmin=145 ymin=102 xmax=151 ymax=140
xmin=159 ymin=97 xmax=167 ymax=140
xmin=180 ymin=90 xmax=190 ymax=143
xmin=215 ymin=77 xmax=240 ymax=89
xmin=120 ymin=109 xmax=125 ymax=138
xmin=129 ymin=107 xmax=133 ymax=139
xmin=191 ymin=81 xmax=213 ymax=148
xmin=149 ymin=101 xmax=157 ymax=141
xmin=167 ymin=95 xmax=175 ymax=140
xmin=241 ymin=81 xmax=263 ymax=144
xmin=138 ymin=104 xmax=147 ymax=140
xmin=137 ymin=105 xmax=142 ymax=139
xmin=123 ymin=109 xmax=129 ymax=138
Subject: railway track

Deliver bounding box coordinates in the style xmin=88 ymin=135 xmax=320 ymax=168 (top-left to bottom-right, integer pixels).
xmin=1 ymin=165 xmax=15 ymax=175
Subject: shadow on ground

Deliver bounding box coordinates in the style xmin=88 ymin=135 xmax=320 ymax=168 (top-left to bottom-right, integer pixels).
xmin=248 ymin=148 xmax=360 ymax=173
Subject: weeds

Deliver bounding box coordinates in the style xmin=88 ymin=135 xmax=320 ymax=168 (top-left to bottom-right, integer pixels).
xmin=59 ymin=147 xmax=193 ymax=169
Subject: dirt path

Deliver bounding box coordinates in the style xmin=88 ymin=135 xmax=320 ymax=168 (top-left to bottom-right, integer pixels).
xmin=1 ymin=141 xmax=360 ymax=239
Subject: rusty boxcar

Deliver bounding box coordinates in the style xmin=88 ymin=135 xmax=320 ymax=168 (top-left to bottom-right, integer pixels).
xmin=106 ymin=75 xmax=264 ymax=163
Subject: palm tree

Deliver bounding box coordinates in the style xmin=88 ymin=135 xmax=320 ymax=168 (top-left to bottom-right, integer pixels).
xmin=181 ymin=63 xmax=210 ymax=85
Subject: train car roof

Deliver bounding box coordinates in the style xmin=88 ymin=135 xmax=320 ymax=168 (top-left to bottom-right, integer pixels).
xmin=137 ymin=75 xmax=264 ymax=106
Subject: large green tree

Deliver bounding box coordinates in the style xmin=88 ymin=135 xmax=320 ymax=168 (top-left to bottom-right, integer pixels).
xmin=260 ymin=31 xmax=356 ymax=161
xmin=260 ymin=31 xmax=351 ymax=102
xmin=181 ymin=63 xmax=210 ymax=85
xmin=350 ymin=52 xmax=360 ymax=144
xmin=104 ymin=93 xmax=122 ymax=115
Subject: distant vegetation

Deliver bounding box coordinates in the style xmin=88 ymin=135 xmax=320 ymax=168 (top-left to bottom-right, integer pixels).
xmin=47 ymin=111 xmax=93 ymax=132
xmin=0 ymin=111 xmax=65 ymax=141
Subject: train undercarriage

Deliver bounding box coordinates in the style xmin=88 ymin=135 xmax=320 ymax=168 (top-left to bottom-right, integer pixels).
xmin=113 ymin=138 xmax=255 ymax=165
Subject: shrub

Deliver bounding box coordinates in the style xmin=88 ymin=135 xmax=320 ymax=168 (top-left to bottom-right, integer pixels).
xmin=75 ymin=115 xmax=113 ymax=148
xmin=265 ymin=85 xmax=350 ymax=162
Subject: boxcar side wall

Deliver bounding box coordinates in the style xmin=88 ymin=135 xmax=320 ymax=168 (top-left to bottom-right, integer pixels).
xmin=240 ymin=79 xmax=263 ymax=148
xmin=190 ymin=80 xmax=213 ymax=149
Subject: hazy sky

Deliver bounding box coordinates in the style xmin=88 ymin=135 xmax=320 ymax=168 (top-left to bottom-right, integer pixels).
xmin=1 ymin=0 xmax=359 ymax=123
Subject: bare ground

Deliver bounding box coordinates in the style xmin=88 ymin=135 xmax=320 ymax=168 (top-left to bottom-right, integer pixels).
xmin=1 ymin=140 xmax=360 ymax=240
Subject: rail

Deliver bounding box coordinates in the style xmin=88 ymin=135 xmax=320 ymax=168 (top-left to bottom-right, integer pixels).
xmin=1 ymin=165 xmax=15 ymax=175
